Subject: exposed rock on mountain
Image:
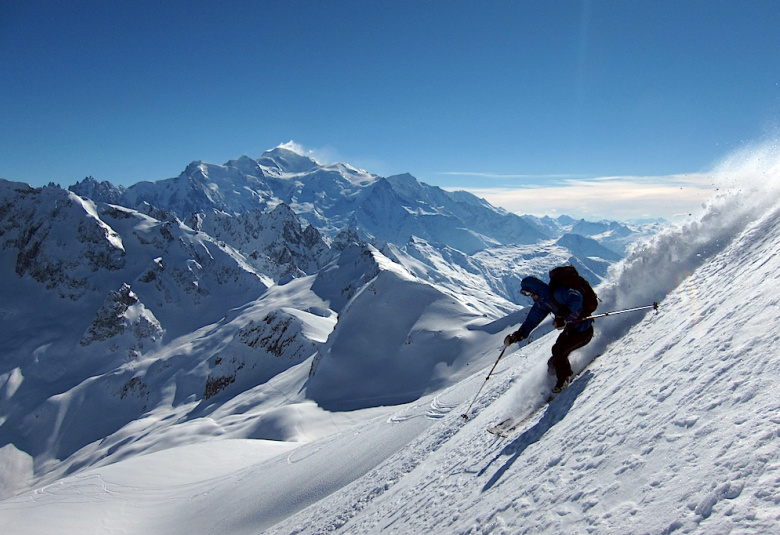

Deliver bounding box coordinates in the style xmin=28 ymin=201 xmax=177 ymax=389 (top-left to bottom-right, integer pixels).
xmin=80 ymin=283 xmax=163 ymax=350
xmin=1 ymin=182 xmax=125 ymax=299
xmin=188 ymin=203 xmax=333 ymax=283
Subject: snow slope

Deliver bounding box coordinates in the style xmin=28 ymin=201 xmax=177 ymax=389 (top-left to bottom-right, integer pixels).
xmin=0 ymin=171 xmax=627 ymax=500
xmin=265 ymin=192 xmax=780 ymax=534
xmin=2 ymin=142 xmax=780 ymax=533
xmin=265 ymin=145 xmax=780 ymax=533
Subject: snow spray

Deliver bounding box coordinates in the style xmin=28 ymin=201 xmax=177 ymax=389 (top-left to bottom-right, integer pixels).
xmin=581 ymin=137 xmax=780 ymax=363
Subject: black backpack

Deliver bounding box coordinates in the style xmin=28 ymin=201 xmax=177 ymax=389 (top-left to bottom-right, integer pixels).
xmin=548 ymin=265 xmax=598 ymax=318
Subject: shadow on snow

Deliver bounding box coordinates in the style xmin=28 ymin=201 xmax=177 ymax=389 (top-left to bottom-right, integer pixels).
xmin=479 ymin=372 xmax=593 ymax=492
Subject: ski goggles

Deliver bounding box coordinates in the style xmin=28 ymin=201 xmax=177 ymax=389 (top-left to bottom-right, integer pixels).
xmin=520 ymin=289 xmax=536 ymax=297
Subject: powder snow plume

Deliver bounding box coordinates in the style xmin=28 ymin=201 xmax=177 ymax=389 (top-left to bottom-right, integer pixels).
xmin=499 ymin=138 xmax=780 ymax=443
xmin=581 ymin=138 xmax=780 ymax=363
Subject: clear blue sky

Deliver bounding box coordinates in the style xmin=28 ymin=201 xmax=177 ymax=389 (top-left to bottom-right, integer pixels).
xmin=2 ymin=1 xmax=779 ymax=219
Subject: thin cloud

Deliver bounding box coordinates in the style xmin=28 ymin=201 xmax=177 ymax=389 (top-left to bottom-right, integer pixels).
xmin=451 ymin=173 xmax=717 ymax=221
xmin=437 ymin=171 xmax=588 ymax=180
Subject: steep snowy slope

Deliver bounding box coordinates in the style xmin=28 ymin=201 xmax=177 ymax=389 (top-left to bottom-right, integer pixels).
xmin=261 ymin=155 xmax=780 ymax=534
xmin=2 ymin=145 xmax=779 ymax=533
xmin=307 ymin=246 xmax=486 ymax=410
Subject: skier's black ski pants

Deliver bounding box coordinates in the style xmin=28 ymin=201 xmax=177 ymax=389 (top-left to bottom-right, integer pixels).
xmin=548 ymin=325 xmax=594 ymax=387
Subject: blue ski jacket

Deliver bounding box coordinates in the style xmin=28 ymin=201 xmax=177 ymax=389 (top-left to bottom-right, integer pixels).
xmin=517 ymin=276 xmax=594 ymax=337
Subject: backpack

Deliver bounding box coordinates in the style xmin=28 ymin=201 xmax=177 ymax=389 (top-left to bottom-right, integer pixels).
xmin=548 ymin=265 xmax=598 ymax=318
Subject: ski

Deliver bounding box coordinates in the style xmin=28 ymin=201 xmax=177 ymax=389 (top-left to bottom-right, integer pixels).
xmin=485 ymin=352 xmax=607 ymax=438
xmin=484 ymin=366 xmax=589 ymax=438
xmin=487 ymin=416 xmax=517 ymax=437
xmin=487 ymin=393 xmax=555 ymax=438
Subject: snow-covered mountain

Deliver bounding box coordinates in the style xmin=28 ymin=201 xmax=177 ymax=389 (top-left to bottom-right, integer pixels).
xmin=186 ymin=203 xmax=335 ymax=283
xmin=0 ymin=146 xmax=654 ymax=496
xmin=1 ymin=143 xmax=779 ymax=533
xmin=65 ymin=145 xmax=656 ymax=304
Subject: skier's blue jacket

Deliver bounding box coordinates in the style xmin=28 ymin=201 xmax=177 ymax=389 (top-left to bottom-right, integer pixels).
xmin=517 ymin=276 xmax=594 ymax=337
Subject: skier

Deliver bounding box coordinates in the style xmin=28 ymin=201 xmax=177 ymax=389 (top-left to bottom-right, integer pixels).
xmin=503 ymin=266 xmax=596 ymax=393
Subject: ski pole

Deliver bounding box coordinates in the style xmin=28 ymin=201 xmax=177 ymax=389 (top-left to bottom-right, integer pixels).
xmin=461 ymin=345 xmax=508 ymax=420
xmin=584 ymin=301 xmax=659 ymax=321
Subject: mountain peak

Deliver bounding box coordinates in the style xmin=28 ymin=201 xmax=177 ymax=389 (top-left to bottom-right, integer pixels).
xmin=258 ymin=145 xmax=319 ymax=175
xmin=226 ymin=155 xmax=263 ymax=177
xmin=68 ymin=176 xmax=126 ymax=204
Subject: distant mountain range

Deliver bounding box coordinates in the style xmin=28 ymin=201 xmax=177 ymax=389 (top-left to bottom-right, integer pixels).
xmin=69 ymin=147 xmax=652 ymax=256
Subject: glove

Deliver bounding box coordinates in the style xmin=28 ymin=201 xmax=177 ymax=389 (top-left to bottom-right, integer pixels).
xmin=553 ymin=315 xmax=567 ymax=330
xmin=553 ymin=306 xmax=570 ymax=330
xmin=504 ymin=330 xmax=526 ymax=347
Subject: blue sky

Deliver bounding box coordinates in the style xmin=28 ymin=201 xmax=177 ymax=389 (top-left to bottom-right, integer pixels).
xmin=2 ymin=1 xmax=779 ymax=220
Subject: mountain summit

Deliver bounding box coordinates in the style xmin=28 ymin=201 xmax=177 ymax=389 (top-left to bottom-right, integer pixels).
xmin=256 ymin=146 xmax=321 ymax=175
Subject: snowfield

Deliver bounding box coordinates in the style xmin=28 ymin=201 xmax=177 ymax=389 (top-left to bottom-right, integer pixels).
xmin=2 ymin=142 xmax=780 ymax=533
